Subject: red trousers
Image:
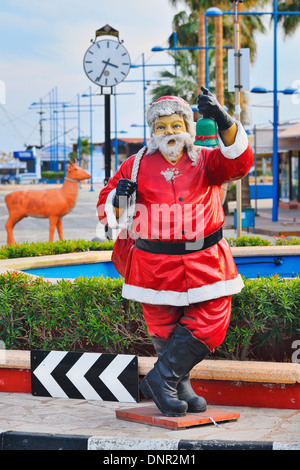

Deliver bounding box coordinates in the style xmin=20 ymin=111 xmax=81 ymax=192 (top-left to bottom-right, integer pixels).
xmin=142 ymin=296 xmax=232 ymax=351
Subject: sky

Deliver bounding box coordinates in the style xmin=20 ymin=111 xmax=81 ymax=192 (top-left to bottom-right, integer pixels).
xmin=1 ymin=0 xmax=300 ymax=155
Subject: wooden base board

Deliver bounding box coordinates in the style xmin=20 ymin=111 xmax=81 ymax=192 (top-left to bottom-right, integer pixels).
xmin=116 ymin=404 xmax=240 ymax=430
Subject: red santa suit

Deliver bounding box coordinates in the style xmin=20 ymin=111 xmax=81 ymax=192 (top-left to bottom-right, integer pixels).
xmin=97 ymin=121 xmax=253 ymax=350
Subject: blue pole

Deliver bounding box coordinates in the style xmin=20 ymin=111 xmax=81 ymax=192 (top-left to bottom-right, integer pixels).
xmin=52 ymin=88 xmax=55 ymax=171
xmin=273 ymin=0 xmax=279 ymax=222
xmin=53 ymin=88 xmax=56 ymax=172
xmin=54 ymin=88 xmax=57 ymax=172
xmin=142 ymin=53 xmax=146 ymax=146
xmin=52 ymin=89 xmax=55 ymax=172
xmin=152 ymin=45 xmax=231 ymax=51
xmin=55 ymin=86 xmax=59 ymax=172
xmin=173 ymin=32 xmax=178 ymax=77
xmin=50 ymin=89 xmax=53 ymax=171
xmin=63 ymin=106 xmax=66 ymax=176
xmin=89 ymin=86 xmax=94 ymax=191
xmin=77 ymin=94 xmax=81 ymax=166
xmin=224 ymin=10 xmax=300 ymax=16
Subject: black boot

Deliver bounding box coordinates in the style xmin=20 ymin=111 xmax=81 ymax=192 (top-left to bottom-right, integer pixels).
xmin=139 ymin=350 xmax=188 ymax=417
xmin=150 ymin=326 xmax=209 ymax=413
xmin=140 ymin=325 xmax=209 ymax=416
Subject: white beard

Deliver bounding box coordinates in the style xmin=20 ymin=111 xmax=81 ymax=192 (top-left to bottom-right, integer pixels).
xmin=147 ymin=132 xmax=199 ymax=165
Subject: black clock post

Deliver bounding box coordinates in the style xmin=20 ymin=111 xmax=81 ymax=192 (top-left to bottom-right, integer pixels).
xmin=103 ymin=93 xmax=111 ymax=186
xmin=83 ymin=24 xmax=131 ymax=187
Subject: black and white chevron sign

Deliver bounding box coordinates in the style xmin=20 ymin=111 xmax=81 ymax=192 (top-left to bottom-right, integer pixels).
xmin=30 ymin=350 xmax=139 ymax=403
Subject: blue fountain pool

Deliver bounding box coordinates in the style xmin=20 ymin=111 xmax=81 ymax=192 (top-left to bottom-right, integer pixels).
xmin=21 ymin=255 xmax=299 ymax=279
xmin=23 ymin=261 xmax=121 ymax=279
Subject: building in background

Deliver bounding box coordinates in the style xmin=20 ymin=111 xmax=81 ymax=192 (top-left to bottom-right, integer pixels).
xmin=251 ymin=121 xmax=300 ymax=209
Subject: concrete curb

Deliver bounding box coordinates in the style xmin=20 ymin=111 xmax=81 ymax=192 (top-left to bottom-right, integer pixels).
xmin=1 ymin=430 xmax=299 ymax=450
xmin=1 ymin=351 xmax=299 ymax=409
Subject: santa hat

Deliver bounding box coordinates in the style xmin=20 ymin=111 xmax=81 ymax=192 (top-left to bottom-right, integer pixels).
xmin=146 ymin=96 xmax=196 ymax=138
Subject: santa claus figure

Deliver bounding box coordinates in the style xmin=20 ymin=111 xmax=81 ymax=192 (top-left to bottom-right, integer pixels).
xmin=97 ymin=87 xmax=253 ymax=417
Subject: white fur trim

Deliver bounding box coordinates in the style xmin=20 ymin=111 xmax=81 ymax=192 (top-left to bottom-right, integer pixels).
xmin=217 ymin=121 xmax=249 ymax=160
xmin=122 ymin=274 xmax=244 ymax=306
xmin=105 ymin=189 xmax=131 ymax=230
xmin=147 ymin=99 xmax=195 ymax=139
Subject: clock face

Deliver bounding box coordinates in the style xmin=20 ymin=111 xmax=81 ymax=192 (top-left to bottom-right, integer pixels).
xmin=83 ymin=39 xmax=131 ymax=87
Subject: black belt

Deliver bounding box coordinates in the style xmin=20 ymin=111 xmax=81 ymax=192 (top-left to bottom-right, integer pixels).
xmin=135 ymin=228 xmax=223 ymax=255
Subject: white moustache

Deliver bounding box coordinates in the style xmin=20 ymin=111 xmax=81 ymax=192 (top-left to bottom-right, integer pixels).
xmin=146 ymin=131 xmax=199 ymax=165
xmin=153 ymin=132 xmax=190 ymax=162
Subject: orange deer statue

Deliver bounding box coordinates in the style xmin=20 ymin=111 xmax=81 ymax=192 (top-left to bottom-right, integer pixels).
xmin=5 ymin=160 xmax=91 ymax=245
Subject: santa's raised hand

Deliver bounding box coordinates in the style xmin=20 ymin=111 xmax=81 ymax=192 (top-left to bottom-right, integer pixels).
xmin=197 ymin=86 xmax=234 ymax=132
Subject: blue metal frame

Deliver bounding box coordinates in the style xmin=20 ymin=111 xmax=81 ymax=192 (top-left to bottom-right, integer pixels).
xmin=152 ymin=3 xmax=300 ymax=223
xmin=222 ymin=3 xmax=300 ymax=222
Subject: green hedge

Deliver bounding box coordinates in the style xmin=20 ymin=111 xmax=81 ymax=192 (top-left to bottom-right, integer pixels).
xmin=227 ymin=276 xmax=300 ymax=360
xmin=0 ymin=239 xmax=114 ymax=259
xmin=226 ymin=235 xmax=300 ymax=247
xmin=0 ymin=236 xmax=299 ymax=260
xmin=0 ymin=272 xmax=146 ymax=354
xmin=41 ymin=171 xmax=64 ymax=180
xmin=1 ymin=236 xmax=300 ymax=261
xmin=0 ymin=271 xmax=299 ymax=361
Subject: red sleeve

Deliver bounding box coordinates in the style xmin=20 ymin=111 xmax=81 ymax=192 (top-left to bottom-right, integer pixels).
xmin=203 ymin=143 xmax=253 ymax=186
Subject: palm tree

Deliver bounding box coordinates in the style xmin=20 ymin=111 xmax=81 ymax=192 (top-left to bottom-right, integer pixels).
xmin=170 ymin=1 xmax=268 ymax=98
xmin=153 ymin=1 xmax=300 ymax=208
xmin=277 ymin=0 xmax=300 ymax=35
xmin=80 ymin=138 xmax=91 ymax=169
xmin=150 ymin=49 xmax=198 ymax=103
xmin=69 ymin=138 xmax=91 ymax=168
xmin=152 ymin=1 xmax=268 ymax=207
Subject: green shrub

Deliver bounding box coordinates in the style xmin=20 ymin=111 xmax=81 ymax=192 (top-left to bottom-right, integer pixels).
xmin=226 ymin=235 xmax=300 ymax=247
xmin=0 ymin=271 xmax=299 ymax=360
xmin=226 ymin=236 xmax=271 ymax=247
xmin=0 ymin=239 xmax=114 ymax=259
xmin=0 ymin=271 xmax=147 ymax=354
xmin=0 ymin=236 xmax=299 ymax=261
xmin=274 ymin=236 xmax=300 ymax=245
xmin=219 ymin=276 xmax=300 ymax=360
xmin=41 ymin=171 xmax=64 ymax=180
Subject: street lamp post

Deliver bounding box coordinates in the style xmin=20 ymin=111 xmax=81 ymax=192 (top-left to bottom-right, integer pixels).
xmin=232 ymin=0 xmax=243 ymax=237
xmin=30 ymin=92 xmax=69 ymax=172
xmin=82 ymin=90 xmax=135 ymax=174
xmin=152 ymin=3 xmax=300 ymax=224
xmin=86 ymin=86 xmax=94 ymax=192
xmin=205 ymin=7 xmax=224 ymax=102
xmin=152 ymin=43 xmax=231 ymax=91
xmin=225 ymin=3 xmax=300 ymax=221
xmin=129 ymin=55 xmax=173 ymax=145
xmin=59 ymin=102 xmax=102 ymax=177
xmin=273 ymin=0 xmax=279 ymax=223
xmin=125 ymin=73 xmax=169 ymax=146
xmin=113 ymin=92 xmax=135 ymax=172
xmin=141 ymin=53 xmax=146 ymax=146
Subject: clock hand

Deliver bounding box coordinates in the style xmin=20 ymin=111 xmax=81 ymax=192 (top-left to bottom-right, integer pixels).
xmin=102 ymin=59 xmax=119 ymax=69
xmin=96 ymin=58 xmax=111 ymax=82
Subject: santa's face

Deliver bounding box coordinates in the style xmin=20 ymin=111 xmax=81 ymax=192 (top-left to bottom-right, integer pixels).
xmin=154 ymin=114 xmax=186 ymax=137
xmin=153 ymin=114 xmax=188 ymax=163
